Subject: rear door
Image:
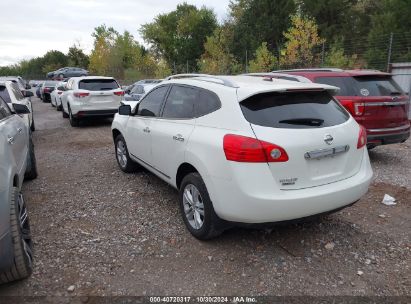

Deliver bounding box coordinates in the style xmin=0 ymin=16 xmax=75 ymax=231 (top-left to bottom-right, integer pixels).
xmin=77 ymin=78 xmax=123 ymax=110
xmin=240 ymin=90 xmax=363 ymax=190
xmin=126 ymin=85 xmax=169 ymax=166
xmin=151 ymin=85 xmax=197 ymax=180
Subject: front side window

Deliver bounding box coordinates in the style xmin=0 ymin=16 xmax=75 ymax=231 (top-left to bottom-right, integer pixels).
xmin=0 ymin=97 xmax=12 ymax=120
xmin=131 ymin=85 xmax=145 ymax=94
xmin=78 ymin=79 xmax=119 ymax=91
xmin=240 ymin=90 xmax=349 ymax=129
xmin=137 ymin=86 xmax=169 ymax=117
xmin=162 ymin=86 xmax=197 ymax=119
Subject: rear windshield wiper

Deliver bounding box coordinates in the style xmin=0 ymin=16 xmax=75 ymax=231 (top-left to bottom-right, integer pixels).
xmin=279 ymin=118 xmax=324 ymax=126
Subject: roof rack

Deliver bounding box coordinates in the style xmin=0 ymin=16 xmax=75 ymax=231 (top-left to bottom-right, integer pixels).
xmin=165 ymin=74 xmax=238 ymax=88
xmin=272 ymin=68 xmax=344 ymax=73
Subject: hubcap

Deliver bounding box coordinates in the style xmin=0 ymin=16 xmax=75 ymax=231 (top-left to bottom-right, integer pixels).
xmin=18 ymin=194 xmax=33 ymax=268
xmin=183 ymin=184 xmax=204 ymax=230
xmin=116 ymin=140 xmax=128 ymax=168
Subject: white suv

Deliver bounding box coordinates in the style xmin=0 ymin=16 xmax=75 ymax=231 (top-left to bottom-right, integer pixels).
xmin=61 ymin=76 xmax=124 ymax=127
xmin=111 ymin=75 xmax=373 ymax=239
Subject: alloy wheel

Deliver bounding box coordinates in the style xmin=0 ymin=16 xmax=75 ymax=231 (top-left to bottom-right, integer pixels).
xmin=17 ymin=194 xmax=33 ymax=268
xmin=116 ymin=140 xmax=128 ymax=168
xmin=183 ymin=184 xmax=205 ymax=230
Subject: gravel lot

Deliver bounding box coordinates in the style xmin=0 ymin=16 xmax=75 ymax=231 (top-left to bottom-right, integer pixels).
xmin=0 ymin=96 xmax=410 ymax=297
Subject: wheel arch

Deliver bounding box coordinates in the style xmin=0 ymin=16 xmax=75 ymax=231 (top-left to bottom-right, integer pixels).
xmin=176 ymin=163 xmax=199 ymax=190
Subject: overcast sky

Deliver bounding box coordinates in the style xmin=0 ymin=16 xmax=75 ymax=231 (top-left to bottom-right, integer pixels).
xmin=0 ymin=0 xmax=231 ymax=66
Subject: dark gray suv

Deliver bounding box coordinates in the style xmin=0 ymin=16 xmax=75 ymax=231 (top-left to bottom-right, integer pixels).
xmin=0 ymin=96 xmax=37 ymax=284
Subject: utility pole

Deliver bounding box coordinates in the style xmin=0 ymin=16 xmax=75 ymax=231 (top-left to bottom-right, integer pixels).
xmin=387 ymin=32 xmax=393 ymax=72
xmin=186 ymin=61 xmax=189 ymax=73
xmin=321 ymin=41 xmax=325 ymax=66
xmin=245 ymin=50 xmax=248 ymax=73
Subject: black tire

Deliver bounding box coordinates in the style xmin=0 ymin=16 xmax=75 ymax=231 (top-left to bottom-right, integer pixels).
xmin=30 ymin=109 xmax=35 ymax=132
xmin=57 ymin=104 xmax=62 ymax=111
xmin=0 ymin=188 xmax=33 ymax=284
xmin=68 ymin=107 xmax=79 ymax=127
xmin=179 ymin=173 xmax=225 ymax=240
xmin=115 ymin=134 xmax=139 ymax=173
xmin=25 ymin=136 xmax=38 ymax=180
xmin=62 ymin=106 xmax=69 ymax=118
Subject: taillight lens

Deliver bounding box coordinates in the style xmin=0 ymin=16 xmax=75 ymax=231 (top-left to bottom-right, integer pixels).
xmin=340 ymin=99 xmax=365 ymax=116
xmin=357 ymin=125 xmax=367 ymax=149
xmin=114 ymin=91 xmax=124 ymax=96
xmin=74 ymin=92 xmax=89 ymax=98
xmin=43 ymin=88 xmax=50 ymax=93
xmin=223 ymin=134 xmax=289 ymax=163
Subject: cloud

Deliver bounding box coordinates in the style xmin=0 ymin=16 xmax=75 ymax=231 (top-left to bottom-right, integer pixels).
xmin=0 ymin=0 xmax=230 ymax=66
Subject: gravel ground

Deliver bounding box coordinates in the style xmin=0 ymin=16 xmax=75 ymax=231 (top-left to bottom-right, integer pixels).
xmin=0 ymin=97 xmax=410 ymax=297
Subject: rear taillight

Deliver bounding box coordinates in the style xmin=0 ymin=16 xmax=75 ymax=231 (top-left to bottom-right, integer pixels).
xmin=43 ymin=88 xmax=50 ymax=93
xmin=339 ymin=99 xmax=365 ymax=116
xmin=74 ymin=92 xmax=89 ymax=98
xmin=223 ymin=134 xmax=289 ymax=163
xmin=357 ymin=125 xmax=367 ymax=149
xmin=114 ymin=91 xmax=124 ymax=96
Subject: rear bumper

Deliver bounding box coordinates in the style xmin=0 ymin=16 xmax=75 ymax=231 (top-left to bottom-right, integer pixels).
xmin=210 ymin=149 xmax=373 ymax=223
xmin=74 ymin=109 xmax=118 ymax=118
xmin=366 ymin=124 xmax=410 ymax=146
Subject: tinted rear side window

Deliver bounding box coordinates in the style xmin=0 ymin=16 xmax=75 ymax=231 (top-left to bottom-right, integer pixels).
xmin=197 ymin=90 xmax=221 ymax=117
xmin=0 ymin=86 xmax=12 ymax=103
xmin=79 ymin=79 xmax=119 ymax=91
xmin=240 ymin=91 xmax=349 ymax=129
xmin=315 ymin=76 xmax=404 ymax=97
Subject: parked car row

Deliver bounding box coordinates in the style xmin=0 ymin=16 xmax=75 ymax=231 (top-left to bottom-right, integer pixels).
xmin=0 ymin=93 xmax=38 ymax=284
xmin=46 ymin=67 xmax=88 ymax=80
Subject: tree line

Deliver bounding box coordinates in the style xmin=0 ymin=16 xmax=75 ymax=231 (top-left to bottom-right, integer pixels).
xmin=1 ymin=0 xmax=410 ymax=81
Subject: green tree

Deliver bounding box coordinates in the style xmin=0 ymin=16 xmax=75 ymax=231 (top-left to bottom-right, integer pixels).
xmin=41 ymin=50 xmax=68 ymax=74
xmin=281 ymin=14 xmax=325 ymax=68
xmin=140 ymin=3 xmax=217 ymax=73
xmin=67 ymin=43 xmax=89 ymax=68
xmin=199 ymin=27 xmax=239 ymax=74
xmin=365 ymin=0 xmax=411 ymax=70
xmin=324 ymin=44 xmax=358 ymax=68
xmin=249 ymin=42 xmax=277 ymax=72
xmin=229 ymin=0 xmax=295 ymax=62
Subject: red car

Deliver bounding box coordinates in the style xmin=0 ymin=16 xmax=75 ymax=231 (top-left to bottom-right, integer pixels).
xmin=252 ymin=69 xmax=410 ymax=149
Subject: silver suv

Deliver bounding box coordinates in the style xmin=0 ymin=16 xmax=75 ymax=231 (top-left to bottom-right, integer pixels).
xmin=0 ymin=96 xmax=37 ymax=284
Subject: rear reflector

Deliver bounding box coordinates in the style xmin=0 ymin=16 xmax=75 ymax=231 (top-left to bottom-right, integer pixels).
xmin=357 ymin=125 xmax=367 ymax=149
xmin=114 ymin=91 xmax=125 ymax=96
xmin=74 ymin=92 xmax=89 ymax=98
xmin=223 ymin=134 xmax=289 ymax=163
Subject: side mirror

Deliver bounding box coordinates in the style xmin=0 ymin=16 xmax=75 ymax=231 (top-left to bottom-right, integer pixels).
xmin=23 ymin=90 xmax=34 ymax=97
xmin=13 ymin=103 xmax=30 ymax=114
xmin=118 ymin=104 xmax=132 ymax=116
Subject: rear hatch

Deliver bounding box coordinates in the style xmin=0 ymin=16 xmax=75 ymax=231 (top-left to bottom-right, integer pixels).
xmin=240 ymin=90 xmax=364 ymax=190
xmin=314 ymin=75 xmax=410 ymax=130
xmin=77 ymin=79 xmax=123 ymax=108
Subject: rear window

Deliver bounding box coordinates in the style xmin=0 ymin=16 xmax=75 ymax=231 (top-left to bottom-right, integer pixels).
xmin=315 ymin=76 xmax=404 ymax=97
xmin=240 ymin=91 xmax=349 ymax=129
xmin=79 ymin=79 xmax=119 ymax=91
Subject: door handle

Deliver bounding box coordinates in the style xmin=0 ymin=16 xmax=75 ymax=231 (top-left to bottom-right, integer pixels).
xmin=17 ymin=127 xmax=23 ymax=134
xmin=173 ymin=134 xmax=184 ymax=142
xmin=143 ymin=127 xmax=151 ymax=133
xmin=7 ymin=135 xmax=15 ymax=145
